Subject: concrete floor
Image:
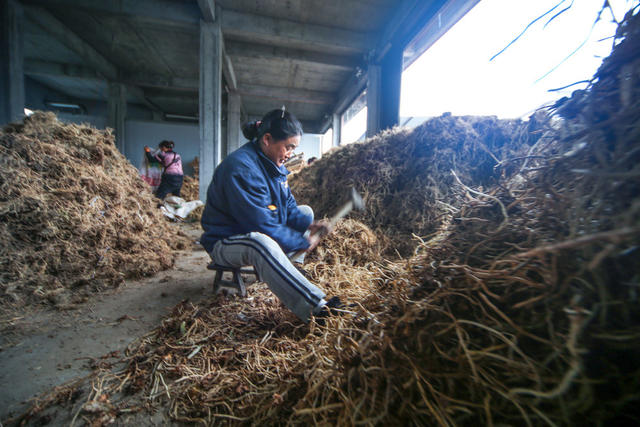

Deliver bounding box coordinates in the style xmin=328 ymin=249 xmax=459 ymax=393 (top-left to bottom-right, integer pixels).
xmin=0 ymin=224 xmax=215 ymax=422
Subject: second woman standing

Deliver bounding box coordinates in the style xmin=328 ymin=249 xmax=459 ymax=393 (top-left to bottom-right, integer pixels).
xmin=145 ymin=140 xmax=184 ymax=200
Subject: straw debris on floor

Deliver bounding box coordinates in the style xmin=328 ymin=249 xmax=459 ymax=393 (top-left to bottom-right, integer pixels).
xmin=0 ymin=113 xmax=189 ymax=309
xmin=8 ymin=5 xmax=640 ymax=427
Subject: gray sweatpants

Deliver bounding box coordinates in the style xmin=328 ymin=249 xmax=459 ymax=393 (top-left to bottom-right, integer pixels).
xmin=208 ymin=205 xmax=327 ymax=322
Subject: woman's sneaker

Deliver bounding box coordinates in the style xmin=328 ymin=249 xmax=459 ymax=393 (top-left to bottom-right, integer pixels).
xmin=315 ymin=296 xmax=346 ymax=325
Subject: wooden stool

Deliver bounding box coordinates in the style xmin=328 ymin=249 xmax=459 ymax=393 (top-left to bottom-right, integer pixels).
xmin=207 ymin=262 xmax=258 ymax=297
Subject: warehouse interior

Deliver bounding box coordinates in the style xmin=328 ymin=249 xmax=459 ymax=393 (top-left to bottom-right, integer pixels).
xmin=1 ymin=0 xmax=639 ymax=425
xmin=1 ymin=0 xmax=477 ymax=199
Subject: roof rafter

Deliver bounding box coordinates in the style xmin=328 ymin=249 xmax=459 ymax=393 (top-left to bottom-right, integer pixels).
xmin=237 ymin=83 xmax=335 ymax=105
xmin=220 ymin=9 xmax=371 ymax=55
xmin=197 ymin=0 xmax=216 ymax=22
xmin=225 ymin=41 xmax=359 ymax=72
xmin=24 ymin=5 xmax=160 ymax=111
xmin=23 ymin=0 xmax=373 ymax=54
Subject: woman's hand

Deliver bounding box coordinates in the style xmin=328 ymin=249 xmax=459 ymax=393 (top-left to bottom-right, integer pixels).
xmin=306 ymin=233 xmax=322 ymax=252
xmin=305 ymin=220 xmax=331 ymax=252
xmin=308 ymin=220 xmax=331 ymax=237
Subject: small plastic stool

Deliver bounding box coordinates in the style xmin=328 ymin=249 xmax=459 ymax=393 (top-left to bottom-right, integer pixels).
xmin=207 ymin=262 xmax=258 ymax=297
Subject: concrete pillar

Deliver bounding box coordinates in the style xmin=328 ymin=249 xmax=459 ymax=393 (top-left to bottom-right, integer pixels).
xmin=107 ymin=82 xmax=127 ymax=154
xmin=380 ymin=46 xmax=403 ymax=131
xmin=199 ymin=18 xmax=222 ymax=202
xmin=226 ymin=91 xmax=241 ymax=155
xmin=1 ymin=0 xmax=24 ymax=125
xmin=366 ymin=46 xmax=403 ymax=138
xmin=332 ymin=113 xmax=341 ymax=147
xmin=366 ymin=64 xmax=381 ymax=138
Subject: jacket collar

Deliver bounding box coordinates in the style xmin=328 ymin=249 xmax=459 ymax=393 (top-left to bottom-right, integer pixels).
xmin=251 ymin=139 xmax=289 ymax=178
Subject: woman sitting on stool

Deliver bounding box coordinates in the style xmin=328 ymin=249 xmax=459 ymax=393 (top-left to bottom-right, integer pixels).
xmin=200 ymin=108 xmax=343 ymax=323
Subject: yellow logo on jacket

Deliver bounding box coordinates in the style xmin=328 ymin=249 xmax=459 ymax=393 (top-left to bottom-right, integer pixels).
xmin=267 ymin=204 xmax=277 ymax=211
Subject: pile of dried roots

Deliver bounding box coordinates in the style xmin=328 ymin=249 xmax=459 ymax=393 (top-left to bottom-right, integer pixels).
xmin=0 ymin=112 xmax=188 ymax=308
xmin=10 ymin=5 xmax=640 ymax=427
xmin=290 ymin=114 xmax=536 ymax=256
xmin=180 ymin=157 xmax=204 ymax=220
xmin=180 ymin=176 xmax=199 ymax=202
xmin=180 ymin=157 xmax=200 ymax=202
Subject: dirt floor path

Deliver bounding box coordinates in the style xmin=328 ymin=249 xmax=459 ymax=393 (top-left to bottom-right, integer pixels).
xmin=0 ymin=223 xmax=216 ymax=422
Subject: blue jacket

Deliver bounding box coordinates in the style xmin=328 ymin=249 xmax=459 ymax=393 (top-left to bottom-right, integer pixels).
xmin=200 ymin=140 xmax=312 ymax=254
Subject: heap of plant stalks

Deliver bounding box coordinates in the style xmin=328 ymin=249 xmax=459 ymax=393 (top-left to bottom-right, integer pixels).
xmin=180 ymin=175 xmax=199 ymax=202
xmin=0 ymin=113 xmax=189 ymax=308
xmin=9 ymin=6 xmax=640 ymax=427
xmin=290 ymin=113 xmax=535 ymax=256
xmin=180 ymin=157 xmax=204 ymax=220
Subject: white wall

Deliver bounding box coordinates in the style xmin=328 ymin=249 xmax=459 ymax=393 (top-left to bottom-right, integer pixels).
xmin=125 ymin=120 xmax=200 ymax=176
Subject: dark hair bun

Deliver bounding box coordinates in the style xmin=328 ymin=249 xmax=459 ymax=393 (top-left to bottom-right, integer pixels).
xmin=242 ymin=121 xmax=260 ymax=140
xmin=159 ymin=140 xmax=175 ymax=150
xmin=241 ymin=110 xmax=302 ymax=142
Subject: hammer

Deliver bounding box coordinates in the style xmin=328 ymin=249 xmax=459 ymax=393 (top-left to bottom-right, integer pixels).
xmin=290 ymin=187 xmax=365 ymax=260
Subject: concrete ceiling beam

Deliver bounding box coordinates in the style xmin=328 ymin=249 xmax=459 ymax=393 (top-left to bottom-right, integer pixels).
xmin=24 ymin=6 xmax=160 ymax=111
xmin=122 ymin=72 xmax=199 ymax=92
xmin=24 ymin=6 xmax=117 ymax=81
xmin=144 ymin=90 xmax=199 ymax=107
xmin=124 ymin=85 xmax=161 ymax=110
xmin=221 ymin=39 xmax=237 ymax=92
xmin=24 ymin=58 xmax=100 ymax=80
xmin=23 ymin=0 xmax=372 ymax=55
xmin=220 ymin=9 xmax=371 ymax=55
xmin=197 ymin=0 xmax=216 ymax=22
xmin=225 ymin=41 xmax=359 ymax=72
xmin=25 ymin=59 xmax=200 ymax=95
xmin=237 ymin=83 xmax=334 ymax=105
xmin=21 ymin=0 xmax=200 ymax=28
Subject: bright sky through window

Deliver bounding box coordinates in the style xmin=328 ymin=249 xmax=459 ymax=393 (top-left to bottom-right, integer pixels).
xmin=401 ymin=0 xmax=636 ymax=119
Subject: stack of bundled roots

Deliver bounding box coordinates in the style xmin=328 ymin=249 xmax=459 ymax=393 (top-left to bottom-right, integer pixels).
xmin=0 ymin=113 xmax=188 ymax=308
xmin=180 ymin=157 xmax=200 ymax=202
xmin=290 ymin=114 xmax=534 ymax=256
xmin=12 ymin=5 xmax=640 ymax=427
xmin=180 ymin=176 xmax=199 ymax=202
xmin=180 ymin=157 xmax=205 ymax=220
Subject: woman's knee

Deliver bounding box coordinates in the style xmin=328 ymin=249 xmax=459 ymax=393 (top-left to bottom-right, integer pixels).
xmin=246 ymin=232 xmax=282 ymax=252
xmin=297 ymin=204 xmax=314 ymax=222
xmin=244 ymin=232 xmax=287 ymax=276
